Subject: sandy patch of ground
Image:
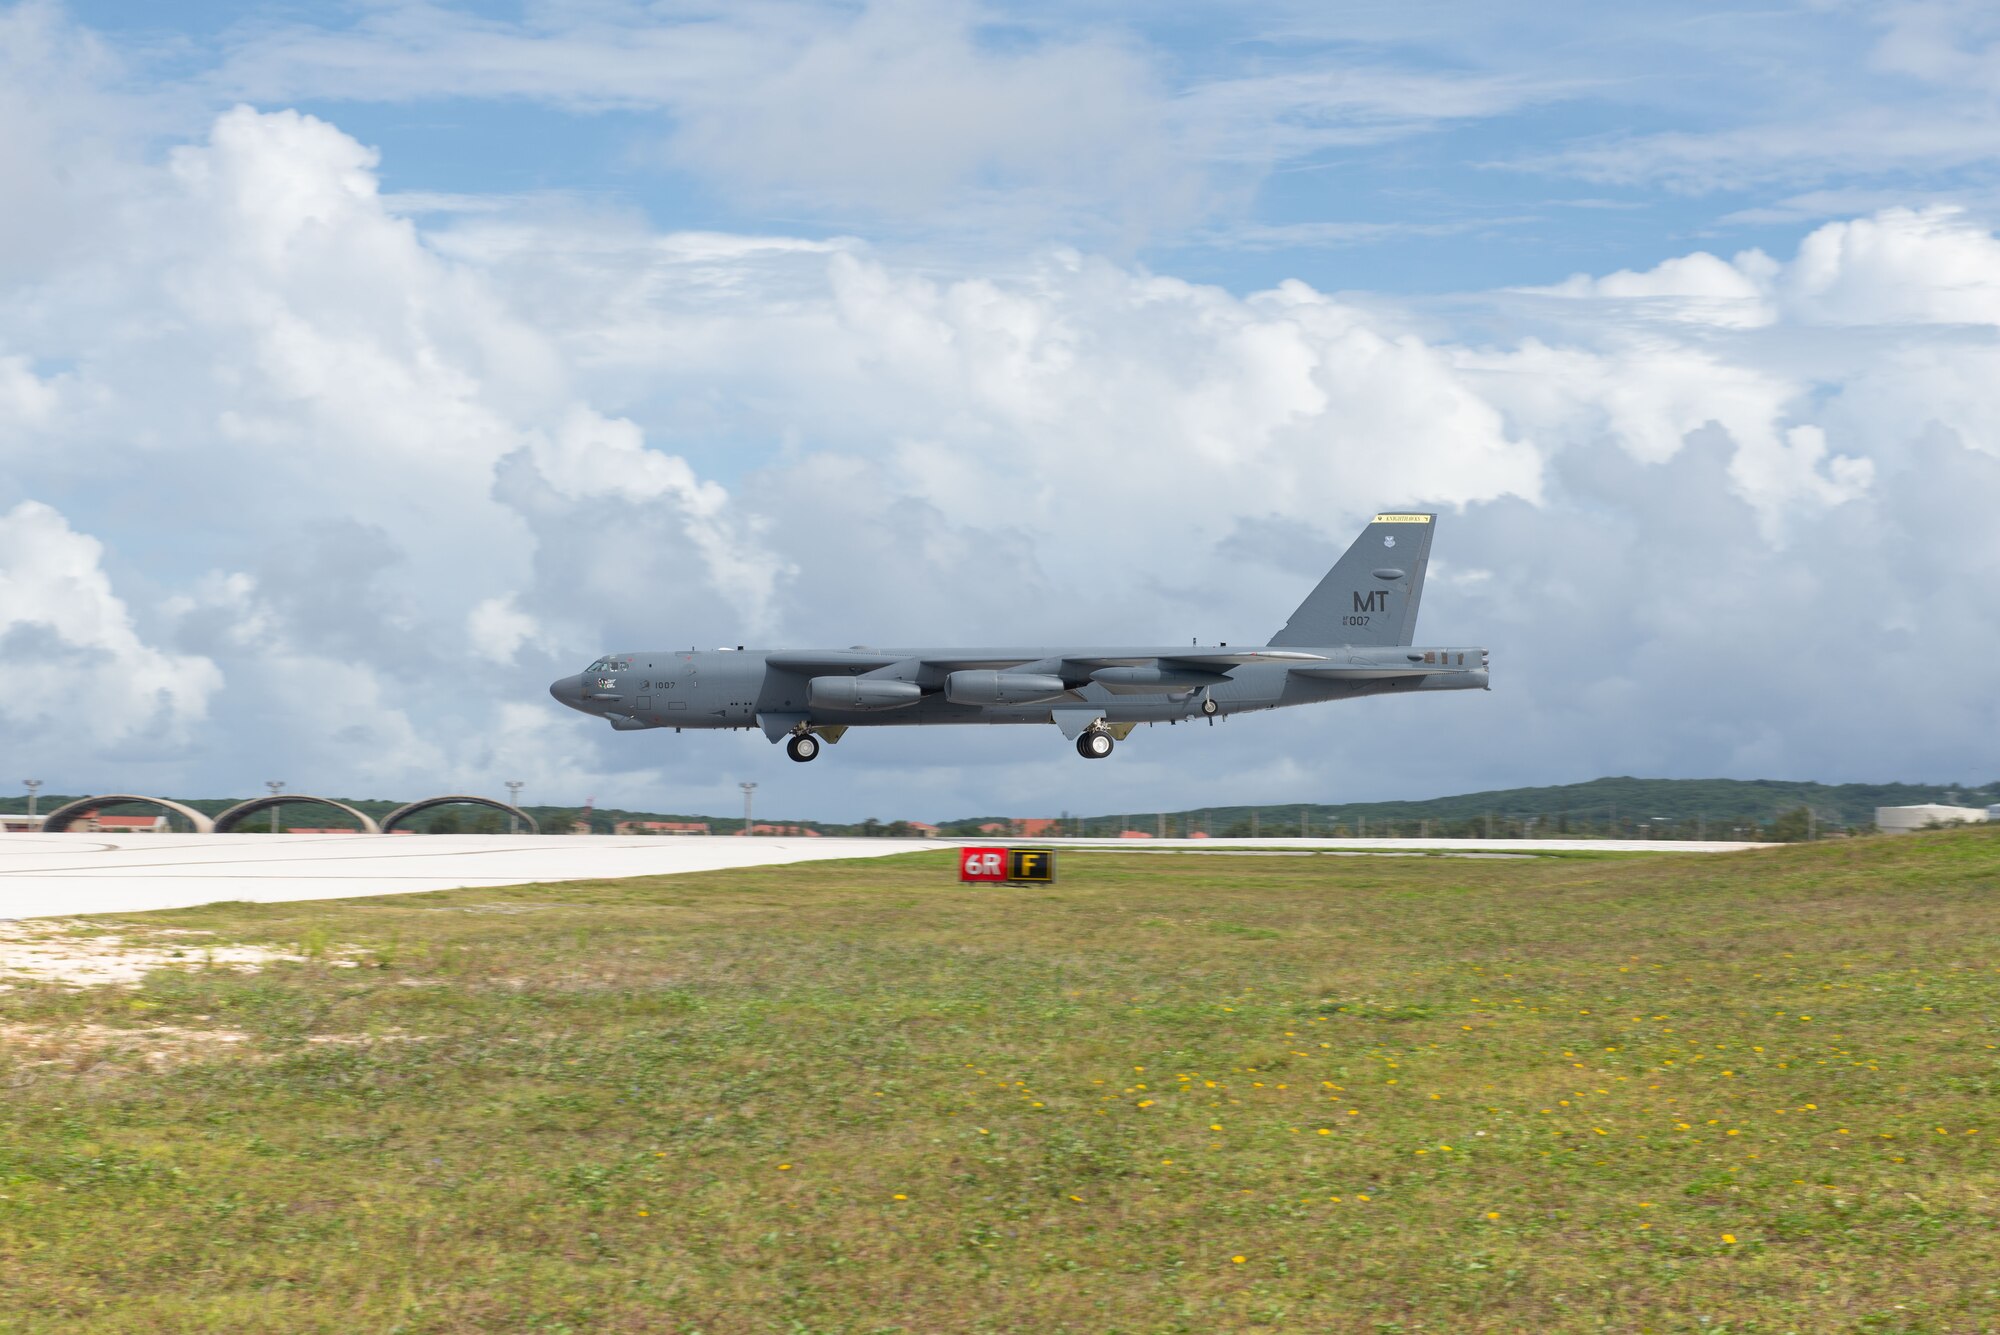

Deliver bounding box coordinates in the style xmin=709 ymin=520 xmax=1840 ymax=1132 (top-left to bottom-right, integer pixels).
xmin=0 ymin=1019 xmax=253 ymax=1070
xmin=0 ymin=919 xmax=342 ymax=988
xmin=0 ymin=1020 xmax=423 ymax=1074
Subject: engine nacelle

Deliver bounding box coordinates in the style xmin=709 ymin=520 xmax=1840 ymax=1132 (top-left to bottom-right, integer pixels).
xmin=807 ymin=676 xmax=923 ymax=710
xmin=1090 ymin=665 xmax=1228 ymax=695
xmin=943 ymin=670 xmax=1071 ymax=706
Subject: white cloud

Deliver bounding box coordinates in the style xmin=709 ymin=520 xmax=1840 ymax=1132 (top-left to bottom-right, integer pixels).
xmin=1526 ymin=207 xmax=2000 ymax=334
xmin=467 ymin=594 xmax=538 ymax=665
xmin=210 ymin=0 xmax=1201 ymax=234
xmin=1179 ymin=64 xmax=1574 ymax=162
xmin=195 ymin=0 xmax=1593 ymax=240
xmin=0 ymin=501 xmax=222 ymax=751
xmin=1529 ymin=250 xmax=1780 ymax=328
xmin=525 ymin=406 xmax=790 ymax=627
xmin=6 ymin=38 xmax=2000 ymax=815
xmin=1783 ymin=205 xmax=2000 ymax=325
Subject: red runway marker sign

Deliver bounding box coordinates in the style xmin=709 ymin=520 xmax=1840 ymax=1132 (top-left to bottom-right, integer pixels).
xmin=959 ymin=847 xmax=1056 ymax=884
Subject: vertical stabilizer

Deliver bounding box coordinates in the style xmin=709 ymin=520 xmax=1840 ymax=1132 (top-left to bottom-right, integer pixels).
xmin=1268 ymin=512 xmax=1435 ymax=647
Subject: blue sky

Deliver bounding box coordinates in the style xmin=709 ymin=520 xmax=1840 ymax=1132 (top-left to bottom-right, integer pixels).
xmin=65 ymin=0 xmax=2000 ymax=291
xmin=5 ymin=1 xmax=2000 ymax=819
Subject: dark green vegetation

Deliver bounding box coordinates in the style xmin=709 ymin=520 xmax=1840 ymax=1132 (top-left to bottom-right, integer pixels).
xmin=5 ymin=834 xmax=2000 ymax=1331
xmin=961 ymin=775 xmax=2000 ymax=840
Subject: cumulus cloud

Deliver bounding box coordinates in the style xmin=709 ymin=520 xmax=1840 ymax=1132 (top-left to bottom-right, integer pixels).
xmin=1784 ymin=205 xmax=2000 ymax=325
xmin=1529 ymin=251 xmax=1780 ymax=328
xmin=0 ymin=98 xmax=763 ymax=799
xmin=5 ymin=40 xmax=2000 ymax=816
xmin=0 ymin=501 xmax=222 ymax=753
xmin=467 ymin=595 xmax=538 ymax=665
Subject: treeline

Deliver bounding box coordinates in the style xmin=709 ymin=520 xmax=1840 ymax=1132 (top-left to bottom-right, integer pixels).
xmin=942 ymin=776 xmax=2000 ymax=842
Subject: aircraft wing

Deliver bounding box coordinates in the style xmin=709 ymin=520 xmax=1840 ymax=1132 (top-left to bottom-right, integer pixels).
xmin=1065 ymin=650 xmax=1328 ymax=669
xmin=912 ymin=655 xmax=1046 ymax=671
xmin=1161 ymin=650 xmax=1327 ymax=666
xmin=765 ymin=650 xmax=908 ymax=672
xmin=768 ymin=648 xmax=1329 ymax=673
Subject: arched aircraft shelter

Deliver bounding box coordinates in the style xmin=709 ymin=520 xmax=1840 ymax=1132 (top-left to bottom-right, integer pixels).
xmin=381 ymin=795 xmax=538 ymax=835
xmin=213 ymin=796 xmax=382 ymax=834
xmin=39 ymin=795 xmax=216 ymax=834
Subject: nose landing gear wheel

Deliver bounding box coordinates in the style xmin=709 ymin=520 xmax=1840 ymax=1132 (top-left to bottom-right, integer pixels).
xmin=1076 ymin=731 xmax=1114 ymax=759
xmin=1200 ymin=696 xmax=1219 ymax=716
xmin=786 ymin=733 xmax=821 ymax=763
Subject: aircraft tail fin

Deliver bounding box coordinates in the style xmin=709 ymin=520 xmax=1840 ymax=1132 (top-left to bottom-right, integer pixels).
xmin=1268 ymin=512 xmax=1436 ymax=648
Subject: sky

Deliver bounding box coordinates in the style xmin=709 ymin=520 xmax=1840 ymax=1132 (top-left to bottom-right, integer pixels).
xmin=4 ymin=0 xmax=2000 ymax=821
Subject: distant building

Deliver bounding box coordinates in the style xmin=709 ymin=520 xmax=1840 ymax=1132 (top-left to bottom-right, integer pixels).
xmin=976 ymin=818 xmax=1060 ymax=836
xmin=1 ymin=813 xmax=46 ymax=833
xmin=904 ymin=821 xmax=940 ymax=838
xmin=1876 ymin=804 xmax=1991 ymax=834
xmin=1187 ymin=830 xmax=1211 ymax=839
xmin=285 ymin=827 xmax=362 ymax=834
xmin=77 ymin=811 xmax=170 ymax=833
xmin=737 ymin=824 xmax=821 ymax=837
xmin=1118 ymin=830 xmax=1154 ymax=839
xmin=615 ymin=820 xmax=712 ymax=836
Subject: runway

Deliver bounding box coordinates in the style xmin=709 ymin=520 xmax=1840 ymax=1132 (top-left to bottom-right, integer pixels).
xmin=0 ymin=833 xmax=927 ymax=919
xmin=0 ymin=833 xmax=1770 ymax=920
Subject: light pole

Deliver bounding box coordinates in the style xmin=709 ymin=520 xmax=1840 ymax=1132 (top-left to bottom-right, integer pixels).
xmin=24 ymin=779 xmax=42 ymax=820
xmin=740 ymin=782 xmax=757 ymax=835
xmin=266 ymin=780 xmax=284 ymax=834
xmin=505 ymin=780 xmax=523 ymax=834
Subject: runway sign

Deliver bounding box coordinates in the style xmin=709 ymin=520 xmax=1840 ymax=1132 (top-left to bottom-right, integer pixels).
xmin=958 ymin=846 xmax=1056 ymax=884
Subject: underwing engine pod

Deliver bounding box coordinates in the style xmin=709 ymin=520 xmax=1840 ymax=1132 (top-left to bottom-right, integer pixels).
xmin=1090 ymin=665 xmax=1229 ymax=695
xmin=806 ymin=676 xmax=923 ymax=710
xmin=943 ymin=671 xmax=1070 ymax=706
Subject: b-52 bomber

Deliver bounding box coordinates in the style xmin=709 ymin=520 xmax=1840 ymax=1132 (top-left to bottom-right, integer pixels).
xmin=548 ymin=512 xmax=1488 ymax=762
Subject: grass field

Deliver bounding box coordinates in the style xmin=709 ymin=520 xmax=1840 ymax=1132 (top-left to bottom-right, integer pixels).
xmin=3 ymin=833 xmax=1999 ymax=1333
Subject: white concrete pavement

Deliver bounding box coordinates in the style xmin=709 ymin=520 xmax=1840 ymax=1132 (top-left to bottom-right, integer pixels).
xmin=0 ymin=833 xmax=928 ymax=919
xmin=0 ymin=832 xmax=1769 ymax=920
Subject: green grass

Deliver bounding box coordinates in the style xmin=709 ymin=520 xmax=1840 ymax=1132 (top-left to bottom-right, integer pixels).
xmin=4 ymin=833 xmax=2000 ymax=1333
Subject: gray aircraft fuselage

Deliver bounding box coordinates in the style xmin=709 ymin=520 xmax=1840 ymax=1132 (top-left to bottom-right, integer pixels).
xmin=548 ymin=512 xmax=1488 ymax=762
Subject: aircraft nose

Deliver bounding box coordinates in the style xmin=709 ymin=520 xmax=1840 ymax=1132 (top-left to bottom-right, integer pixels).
xmin=549 ymin=674 xmax=585 ymax=710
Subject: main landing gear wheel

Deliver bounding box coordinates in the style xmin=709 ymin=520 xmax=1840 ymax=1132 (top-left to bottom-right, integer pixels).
xmin=1076 ymin=730 xmax=1114 ymax=760
xmin=786 ymin=733 xmax=821 ymax=763
xmin=1200 ymin=695 xmax=1219 ymax=716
